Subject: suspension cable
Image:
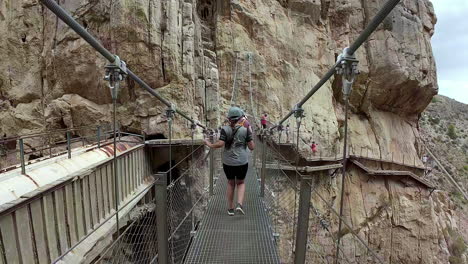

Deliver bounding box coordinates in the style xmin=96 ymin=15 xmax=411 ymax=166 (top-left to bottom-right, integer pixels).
xmin=273 ymin=0 xmax=401 ymax=128
xmin=39 ymin=0 xmax=206 ymax=130
xmin=307 ymin=180 xmax=385 ymax=264
xmin=230 ymin=52 xmax=240 ymax=105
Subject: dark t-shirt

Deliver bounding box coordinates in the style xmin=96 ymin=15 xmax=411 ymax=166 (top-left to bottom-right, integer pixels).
xmin=219 ymin=125 xmax=252 ymax=166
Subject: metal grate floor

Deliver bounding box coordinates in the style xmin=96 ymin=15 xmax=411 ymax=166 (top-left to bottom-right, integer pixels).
xmin=184 ymin=163 xmax=280 ymax=263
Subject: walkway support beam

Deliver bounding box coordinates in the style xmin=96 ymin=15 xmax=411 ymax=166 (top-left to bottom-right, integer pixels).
xmin=260 ymin=132 xmax=267 ymax=197
xmin=275 ymin=0 xmax=401 ymax=127
xmin=294 ymin=175 xmax=312 ymax=264
xmin=39 ymin=0 xmax=205 ymax=130
xmin=155 ymin=173 xmax=169 ymax=264
xmin=209 ymin=134 xmax=215 ymax=196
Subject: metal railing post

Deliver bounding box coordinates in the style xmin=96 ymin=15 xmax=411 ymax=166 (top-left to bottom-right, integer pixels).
xmin=294 ymin=175 xmax=313 ymax=264
xmin=155 ymin=173 xmax=169 ymax=264
xmin=97 ymin=125 xmax=101 ymax=148
xmin=19 ymin=139 xmax=26 ymax=175
xmin=260 ymin=132 xmax=267 ymax=197
xmin=209 ymin=134 xmax=215 ymax=196
xmin=66 ymin=132 xmax=71 ymax=159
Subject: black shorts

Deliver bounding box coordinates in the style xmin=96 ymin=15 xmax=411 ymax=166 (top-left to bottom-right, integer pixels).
xmin=262 ymin=124 xmax=267 ymax=129
xmin=223 ymin=163 xmax=249 ymax=181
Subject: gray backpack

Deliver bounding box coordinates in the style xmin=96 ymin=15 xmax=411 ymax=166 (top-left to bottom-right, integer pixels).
xmin=222 ymin=126 xmax=242 ymax=150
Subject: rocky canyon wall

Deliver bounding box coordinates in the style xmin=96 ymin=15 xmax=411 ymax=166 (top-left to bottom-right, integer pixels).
xmin=0 ymin=0 xmax=466 ymax=263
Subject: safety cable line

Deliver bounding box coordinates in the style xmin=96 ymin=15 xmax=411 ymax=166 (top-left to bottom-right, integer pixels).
xmin=230 ymin=52 xmax=239 ymax=105
xmin=273 ymin=0 xmax=401 ymax=127
xmin=306 ymin=180 xmax=385 ymax=264
xmin=40 ymin=0 xmax=206 ymax=130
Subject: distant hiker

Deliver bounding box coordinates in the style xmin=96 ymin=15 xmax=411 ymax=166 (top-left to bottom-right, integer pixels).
xmin=285 ymin=124 xmax=290 ymax=142
xmin=239 ymin=114 xmax=253 ymax=133
xmin=311 ymin=141 xmax=318 ymax=156
xmin=422 ymin=154 xmax=428 ymax=164
xmin=204 ymin=106 xmax=255 ymax=216
xmin=261 ymin=114 xmax=268 ymax=129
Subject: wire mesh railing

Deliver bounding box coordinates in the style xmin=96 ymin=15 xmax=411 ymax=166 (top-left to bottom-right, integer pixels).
xmin=255 ymin=134 xmax=299 ymax=263
xmin=96 ymin=120 xmax=212 ymax=264
xmin=255 ymin=130 xmax=389 ymax=264
xmin=166 ymin=147 xmax=210 ymax=263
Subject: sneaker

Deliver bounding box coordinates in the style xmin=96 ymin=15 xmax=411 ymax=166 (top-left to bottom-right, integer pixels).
xmin=227 ymin=209 xmax=235 ymax=216
xmin=236 ymin=203 xmax=245 ymax=215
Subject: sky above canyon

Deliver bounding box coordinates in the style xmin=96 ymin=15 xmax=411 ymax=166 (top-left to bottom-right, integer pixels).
xmin=431 ymin=0 xmax=468 ymax=104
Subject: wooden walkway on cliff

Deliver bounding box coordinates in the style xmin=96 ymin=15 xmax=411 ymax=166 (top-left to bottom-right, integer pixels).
xmin=273 ymin=142 xmax=434 ymax=189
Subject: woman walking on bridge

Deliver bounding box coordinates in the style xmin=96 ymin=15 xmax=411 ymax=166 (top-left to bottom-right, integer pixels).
xmin=204 ymin=107 xmax=255 ymax=216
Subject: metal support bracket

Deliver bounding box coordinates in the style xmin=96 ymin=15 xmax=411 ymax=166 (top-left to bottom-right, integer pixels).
xmin=335 ymin=47 xmax=360 ymax=99
xmin=293 ymin=105 xmax=305 ymax=121
xmin=166 ymin=104 xmax=176 ymax=121
xmin=104 ymin=55 xmax=127 ymax=100
xmin=190 ymin=120 xmax=198 ymax=131
xmin=293 ymin=105 xmax=305 ymax=134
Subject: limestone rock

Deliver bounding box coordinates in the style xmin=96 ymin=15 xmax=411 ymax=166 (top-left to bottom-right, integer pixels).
xmin=0 ymin=0 xmax=465 ymax=262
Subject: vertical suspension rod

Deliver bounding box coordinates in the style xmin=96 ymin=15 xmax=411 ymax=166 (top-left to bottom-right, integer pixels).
xmin=335 ymin=98 xmax=350 ymax=264
xmin=113 ymin=98 xmax=120 ymax=236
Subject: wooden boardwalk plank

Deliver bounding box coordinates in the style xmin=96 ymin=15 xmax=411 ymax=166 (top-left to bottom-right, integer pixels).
xmin=74 ymin=180 xmax=86 ymax=239
xmin=30 ymin=199 xmax=50 ymax=263
xmin=89 ymin=172 xmax=99 ymax=228
xmin=15 ymin=207 xmax=35 ymax=264
xmin=64 ymin=184 xmax=78 ymax=245
xmin=0 ymin=214 xmax=20 ymax=263
xmin=43 ymin=193 xmax=59 ymax=260
xmin=54 ymin=188 xmax=69 ymax=253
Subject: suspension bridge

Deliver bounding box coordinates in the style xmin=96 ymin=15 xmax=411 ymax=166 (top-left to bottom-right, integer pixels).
xmin=0 ymin=0 xmax=465 ymax=263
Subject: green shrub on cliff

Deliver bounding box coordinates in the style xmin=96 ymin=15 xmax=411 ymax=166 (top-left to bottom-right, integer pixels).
xmin=447 ymin=124 xmax=458 ymax=140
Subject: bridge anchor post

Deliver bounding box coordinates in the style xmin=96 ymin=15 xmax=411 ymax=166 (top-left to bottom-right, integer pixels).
xmin=209 ymin=132 xmax=215 ymax=196
xmin=294 ymin=175 xmax=313 ymax=264
xmin=260 ymin=130 xmax=267 ymax=197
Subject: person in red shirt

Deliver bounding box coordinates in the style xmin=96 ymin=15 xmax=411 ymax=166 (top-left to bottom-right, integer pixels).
xmin=311 ymin=141 xmax=318 ymax=156
xmin=260 ymin=114 xmax=268 ymax=129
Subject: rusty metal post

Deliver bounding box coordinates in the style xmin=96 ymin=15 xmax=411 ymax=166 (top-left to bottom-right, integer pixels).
xmin=97 ymin=125 xmax=101 ymax=148
xmin=19 ymin=139 xmax=26 ymax=175
xmin=66 ymin=132 xmax=71 ymax=159
xmin=48 ymin=134 xmax=53 ymax=158
xmin=294 ymin=175 xmax=312 ymax=264
xmin=209 ymin=133 xmax=215 ymax=196
xmin=260 ymin=132 xmax=267 ymax=197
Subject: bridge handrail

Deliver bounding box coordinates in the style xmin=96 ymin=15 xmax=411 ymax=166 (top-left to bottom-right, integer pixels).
xmin=0 ymin=123 xmax=147 ymax=174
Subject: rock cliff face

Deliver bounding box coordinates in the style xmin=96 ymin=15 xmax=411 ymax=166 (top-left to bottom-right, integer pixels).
xmin=0 ymin=0 xmax=466 ymax=263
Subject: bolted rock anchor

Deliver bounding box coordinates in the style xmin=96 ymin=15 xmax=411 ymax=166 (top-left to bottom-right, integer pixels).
xmin=335 ymin=47 xmax=360 ymax=100
xmin=104 ymin=55 xmax=128 ymax=100
xmin=293 ymin=104 xmax=305 ymax=125
xmin=166 ymin=104 xmax=177 ymax=121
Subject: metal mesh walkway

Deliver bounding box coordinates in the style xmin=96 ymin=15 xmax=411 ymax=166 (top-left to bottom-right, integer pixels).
xmin=185 ymin=162 xmax=280 ymax=263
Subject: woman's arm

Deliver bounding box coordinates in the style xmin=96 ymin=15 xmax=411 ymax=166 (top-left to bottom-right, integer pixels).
xmin=204 ymin=139 xmax=225 ymax=149
xmin=247 ymin=140 xmax=255 ymax=150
